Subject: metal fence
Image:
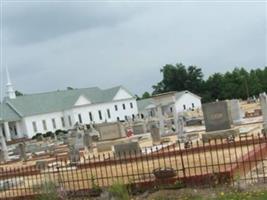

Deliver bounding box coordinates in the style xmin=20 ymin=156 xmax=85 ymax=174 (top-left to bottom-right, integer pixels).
xmin=1 ymin=134 xmax=267 ymax=199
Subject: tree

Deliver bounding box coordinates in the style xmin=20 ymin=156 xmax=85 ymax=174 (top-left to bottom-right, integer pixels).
xmin=15 ymin=90 xmax=23 ymax=96
xmin=152 ymin=63 xmax=204 ymax=95
xmin=141 ymin=92 xmax=151 ymax=99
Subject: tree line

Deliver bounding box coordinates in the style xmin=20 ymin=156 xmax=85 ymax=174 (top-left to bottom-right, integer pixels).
xmin=138 ymin=63 xmax=267 ymax=103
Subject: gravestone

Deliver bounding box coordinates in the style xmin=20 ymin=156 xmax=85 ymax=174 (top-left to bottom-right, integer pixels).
xmin=18 ymin=143 xmax=27 ymax=161
xmin=69 ymin=146 xmax=80 ymax=165
xmin=132 ymin=122 xmax=146 ymax=135
xmin=96 ymin=122 xmax=126 ymax=140
xmin=260 ymin=93 xmax=267 ymax=131
xmin=36 ymin=160 xmax=48 ymax=169
xmin=230 ymin=99 xmax=243 ymax=124
xmin=202 ymin=101 xmax=232 ymax=132
xmin=89 ymin=126 xmax=100 ymax=141
xmin=113 ymin=142 xmax=141 ymax=157
xmin=150 ymin=125 xmax=161 ymax=144
xmin=96 ymin=142 xmax=113 ymax=152
xmin=83 ymin=131 xmax=93 ymax=152
xmin=74 ymin=130 xmax=84 ymax=150
xmin=177 ymin=115 xmax=185 ymax=136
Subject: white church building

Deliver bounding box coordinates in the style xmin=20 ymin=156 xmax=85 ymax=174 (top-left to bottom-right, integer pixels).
xmin=137 ymin=90 xmax=202 ymax=118
xmin=0 ymin=73 xmax=138 ymax=141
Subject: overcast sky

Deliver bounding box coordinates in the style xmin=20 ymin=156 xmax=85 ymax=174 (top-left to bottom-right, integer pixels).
xmin=1 ymin=1 xmax=267 ymax=96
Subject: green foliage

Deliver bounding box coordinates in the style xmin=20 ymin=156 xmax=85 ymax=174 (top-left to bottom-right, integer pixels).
xmin=216 ymin=190 xmax=267 ymax=200
xmin=32 ymin=133 xmax=43 ymax=140
xmin=142 ymin=91 xmax=151 ymax=99
xmin=152 ymin=63 xmax=267 ymax=102
xmin=35 ymin=181 xmax=58 ymax=200
xmin=15 ymin=90 xmax=23 ymax=96
xmin=109 ymin=181 xmax=130 ymax=200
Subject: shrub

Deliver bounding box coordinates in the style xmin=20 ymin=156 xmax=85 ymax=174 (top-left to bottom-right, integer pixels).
xmin=32 ymin=133 xmax=43 ymax=141
xmin=35 ymin=181 xmax=58 ymax=200
xmin=109 ymin=181 xmax=130 ymax=200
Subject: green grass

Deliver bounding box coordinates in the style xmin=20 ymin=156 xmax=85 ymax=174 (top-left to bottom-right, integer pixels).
xmin=216 ymin=190 xmax=267 ymax=200
xmin=150 ymin=189 xmax=267 ymax=200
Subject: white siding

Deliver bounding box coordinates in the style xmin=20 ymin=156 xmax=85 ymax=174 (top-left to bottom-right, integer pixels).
xmin=21 ymin=98 xmax=138 ymax=138
xmin=175 ymin=93 xmax=201 ymax=113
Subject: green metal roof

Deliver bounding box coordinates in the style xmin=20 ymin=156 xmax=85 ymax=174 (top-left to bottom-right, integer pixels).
xmin=0 ymin=85 xmax=132 ymax=120
xmin=0 ymin=103 xmax=21 ymax=122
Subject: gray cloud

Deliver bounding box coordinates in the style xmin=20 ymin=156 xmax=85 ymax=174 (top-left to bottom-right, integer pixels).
xmin=2 ymin=2 xmax=267 ymax=96
xmin=4 ymin=4 xmax=142 ymax=44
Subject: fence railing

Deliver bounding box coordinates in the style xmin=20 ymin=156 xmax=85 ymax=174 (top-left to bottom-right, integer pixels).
xmin=1 ymin=134 xmax=267 ymax=199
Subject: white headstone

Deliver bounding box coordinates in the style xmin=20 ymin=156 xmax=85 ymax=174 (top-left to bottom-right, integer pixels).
xmin=260 ymin=93 xmax=267 ymax=131
xmin=230 ymin=99 xmax=243 ymax=124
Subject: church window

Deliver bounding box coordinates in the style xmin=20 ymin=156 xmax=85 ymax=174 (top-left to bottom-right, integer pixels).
xmin=61 ymin=117 xmax=65 ymax=127
xmin=52 ymin=118 xmax=56 ymax=129
xmin=122 ymin=104 xmax=126 ymax=110
xmin=89 ymin=112 xmax=93 ymax=122
xmin=130 ymin=102 xmax=133 ymax=108
xmin=78 ymin=114 xmax=83 ymax=124
xmin=115 ymin=105 xmax=118 ymax=111
xmin=32 ymin=121 xmax=37 ymax=132
xmin=42 ymin=120 xmax=47 ymax=131
xmin=107 ymin=109 xmax=111 ymax=119
xmin=183 ymin=105 xmax=186 ymax=110
xmin=98 ymin=110 xmax=102 ymax=120
xmin=68 ymin=116 xmax=72 ymax=126
xmin=192 ymin=103 xmax=195 ymax=108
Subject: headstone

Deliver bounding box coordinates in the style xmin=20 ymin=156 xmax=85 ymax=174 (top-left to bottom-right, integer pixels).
xmin=96 ymin=142 xmax=113 ymax=152
xmin=177 ymin=115 xmax=185 ymax=135
xmin=156 ymin=105 xmax=165 ymax=136
xmin=96 ymin=122 xmax=126 ymax=140
xmin=260 ymin=93 xmax=267 ymax=131
xmin=69 ymin=146 xmax=80 ymax=165
xmin=36 ymin=160 xmax=48 ymax=169
xmin=18 ymin=143 xmax=27 ymax=161
xmin=230 ymin=99 xmax=243 ymax=124
xmin=89 ymin=126 xmax=100 ymax=141
xmin=83 ymin=131 xmax=93 ymax=152
xmin=132 ymin=122 xmax=146 ymax=135
xmin=113 ymin=142 xmax=141 ymax=157
xmin=202 ymin=101 xmax=232 ymax=132
xmin=74 ymin=130 xmax=84 ymax=150
xmin=150 ymin=125 xmax=161 ymax=144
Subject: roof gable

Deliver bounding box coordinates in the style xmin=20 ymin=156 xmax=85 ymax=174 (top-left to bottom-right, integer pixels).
xmin=74 ymin=95 xmax=92 ymax=106
xmin=175 ymin=90 xmax=201 ymax=100
xmin=113 ymin=87 xmax=133 ymax=101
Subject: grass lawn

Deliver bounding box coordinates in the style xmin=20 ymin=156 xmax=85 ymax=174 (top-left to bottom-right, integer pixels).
xmin=144 ymin=186 xmax=267 ymax=200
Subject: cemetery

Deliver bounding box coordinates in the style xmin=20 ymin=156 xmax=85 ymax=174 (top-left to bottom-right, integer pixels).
xmin=0 ymin=94 xmax=267 ymax=199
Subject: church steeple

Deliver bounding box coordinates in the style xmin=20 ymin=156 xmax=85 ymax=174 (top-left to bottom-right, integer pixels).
xmin=6 ymin=66 xmax=16 ymax=99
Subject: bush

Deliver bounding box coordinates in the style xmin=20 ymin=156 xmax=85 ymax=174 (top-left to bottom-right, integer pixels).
xmin=35 ymin=181 xmax=58 ymax=200
xmin=43 ymin=131 xmax=53 ymax=138
xmin=32 ymin=133 xmax=43 ymax=140
xmin=109 ymin=182 xmax=130 ymax=200
xmin=55 ymin=129 xmax=67 ymax=135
